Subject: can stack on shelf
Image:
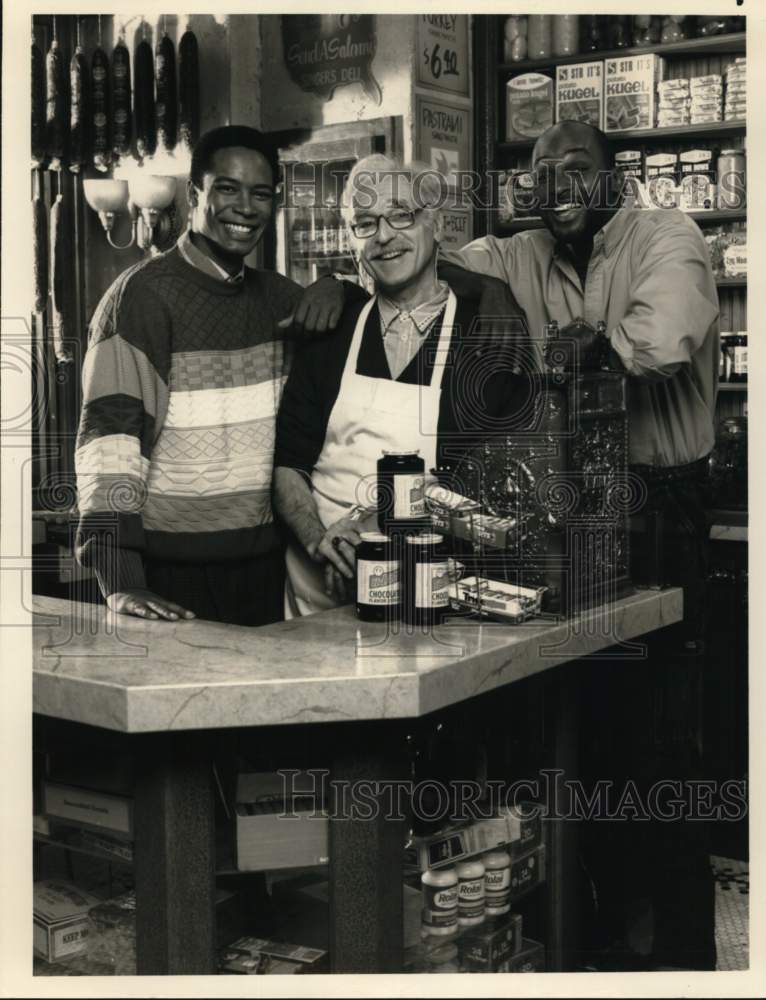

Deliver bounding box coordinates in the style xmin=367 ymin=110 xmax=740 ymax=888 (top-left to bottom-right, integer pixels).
xmin=656 ymin=78 xmax=690 ymax=128
xmin=724 ymin=58 xmax=746 ymax=121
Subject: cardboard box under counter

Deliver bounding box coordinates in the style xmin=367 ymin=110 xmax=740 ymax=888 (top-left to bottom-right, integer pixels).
xmin=235 ymin=772 xmax=328 ymax=872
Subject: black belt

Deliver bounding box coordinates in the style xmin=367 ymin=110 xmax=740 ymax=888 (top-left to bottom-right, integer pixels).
xmin=629 ymin=456 xmax=709 ymax=485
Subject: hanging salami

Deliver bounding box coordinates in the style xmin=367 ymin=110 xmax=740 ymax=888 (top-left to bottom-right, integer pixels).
xmin=50 ymin=193 xmax=73 ymax=363
xmin=111 ymin=38 xmax=132 ymax=158
xmin=45 ymin=37 xmax=67 ymax=171
xmin=92 ymin=45 xmax=111 ymax=172
xmin=32 ymin=43 xmax=46 ymax=168
xmin=155 ymin=33 xmax=178 ymax=153
xmin=33 ymin=178 xmax=49 ymax=314
xmin=134 ymin=38 xmax=157 ymax=161
xmin=178 ymin=30 xmax=200 ymax=152
xmin=69 ymin=44 xmax=90 ymax=174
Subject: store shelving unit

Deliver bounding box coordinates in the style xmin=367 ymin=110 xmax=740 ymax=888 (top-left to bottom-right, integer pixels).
xmin=473 ymin=20 xmax=747 ymax=423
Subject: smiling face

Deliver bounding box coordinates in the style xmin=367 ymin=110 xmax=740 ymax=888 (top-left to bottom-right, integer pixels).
xmin=532 ymin=122 xmax=616 ymax=245
xmin=187 ymin=146 xmax=275 ymax=258
xmin=349 ymin=173 xmax=441 ymax=296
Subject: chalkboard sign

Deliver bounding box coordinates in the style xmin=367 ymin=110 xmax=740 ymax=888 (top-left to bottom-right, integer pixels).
xmin=281 ymin=15 xmax=381 ymax=104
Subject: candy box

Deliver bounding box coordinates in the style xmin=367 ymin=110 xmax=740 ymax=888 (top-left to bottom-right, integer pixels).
xmin=506 ymin=73 xmax=554 ymax=141
xmin=605 ymin=54 xmax=664 ymax=131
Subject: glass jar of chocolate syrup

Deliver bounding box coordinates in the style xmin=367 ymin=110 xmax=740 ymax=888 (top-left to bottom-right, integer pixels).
xmin=356 ymin=532 xmax=401 ymax=622
xmin=377 ymin=451 xmax=426 ymax=532
xmin=403 ymin=533 xmax=450 ymax=627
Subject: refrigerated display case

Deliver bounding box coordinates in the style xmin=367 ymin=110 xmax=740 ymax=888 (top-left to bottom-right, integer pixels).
xmin=268 ymin=116 xmax=403 ymax=287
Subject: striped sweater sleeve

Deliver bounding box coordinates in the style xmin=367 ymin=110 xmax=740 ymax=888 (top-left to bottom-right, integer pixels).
xmin=75 ymin=268 xmax=170 ymax=597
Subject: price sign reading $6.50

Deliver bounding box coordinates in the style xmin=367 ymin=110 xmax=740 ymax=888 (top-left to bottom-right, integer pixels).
xmin=417 ymin=15 xmax=470 ymax=97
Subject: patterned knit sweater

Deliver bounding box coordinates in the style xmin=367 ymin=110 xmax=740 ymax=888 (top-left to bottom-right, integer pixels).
xmin=75 ymin=245 xmax=302 ymax=596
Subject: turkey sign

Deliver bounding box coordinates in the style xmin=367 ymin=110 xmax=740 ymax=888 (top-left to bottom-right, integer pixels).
xmin=281 ymin=14 xmax=382 ymax=104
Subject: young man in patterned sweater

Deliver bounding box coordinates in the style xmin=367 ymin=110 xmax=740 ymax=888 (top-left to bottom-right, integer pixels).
xmin=75 ymin=126 xmax=302 ymax=626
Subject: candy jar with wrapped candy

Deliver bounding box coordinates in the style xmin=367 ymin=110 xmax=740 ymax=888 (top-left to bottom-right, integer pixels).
xmin=503 ymin=16 xmax=528 ymax=63
xmin=661 ymin=15 xmax=687 ymax=44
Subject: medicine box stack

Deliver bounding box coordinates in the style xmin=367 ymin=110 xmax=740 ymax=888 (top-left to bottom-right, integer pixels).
xmin=555 ymin=61 xmax=603 ymax=129
xmin=605 ymin=54 xmax=664 ymax=132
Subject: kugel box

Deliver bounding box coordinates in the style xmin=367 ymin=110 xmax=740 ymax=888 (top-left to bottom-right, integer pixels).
xmin=605 ymin=54 xmax=664 ymax=131
xmin=236 ymin=772 xmax=328 ymax=871
xmin=34 ymin=880 xmax=100 ymax=962
xmin=556 ymin=61 xmax=604 ymax=128
xmin=460 ymin=912 xmax=523 ymax=971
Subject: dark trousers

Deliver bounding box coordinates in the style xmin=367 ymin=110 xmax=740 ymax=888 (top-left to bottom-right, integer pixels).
xmin=580 ymin=459 xmax=716 ymax=969
xmin=145 ymin=547 xmax=285 ymax=627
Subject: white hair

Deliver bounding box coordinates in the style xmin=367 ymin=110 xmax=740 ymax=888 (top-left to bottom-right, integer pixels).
xmin=340 ymin=153 xmax=449 ymax=227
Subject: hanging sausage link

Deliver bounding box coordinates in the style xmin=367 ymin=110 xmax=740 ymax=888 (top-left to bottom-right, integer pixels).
xmin=111 ymin=38 xmax=132 ymax=159
xmin=134 ymin=39 xmax=157 ymax=162
xmin=92 ymin=46 xmax=112 ymax=172
xmin=32 ymin=42 xmax=46 ymax=168
xmin=69 ymin=44 xmax=90 ymax=174
xmin=45 ymin=37 xmax=67 ymax=171
xmin=178 ymin=30 xmax=200 ymax=152
xmin=156 ymin=33 xmax=178 ymax=153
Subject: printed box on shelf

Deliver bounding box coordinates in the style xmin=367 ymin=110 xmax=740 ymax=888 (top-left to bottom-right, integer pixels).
xmin=33 ymin=880 xmax=101 ymax=963
xmin=42 ymin=780 xmax=133 ymax=839
xmin=459 ymin=912 xmax=523 ymax=972
xmin=605 ymin=54 xmax=664 ymax=132
xmin=555 ymin=61 xmax=603 ymax=129
xmin=509 ymin=844 xmax=546 ymax=900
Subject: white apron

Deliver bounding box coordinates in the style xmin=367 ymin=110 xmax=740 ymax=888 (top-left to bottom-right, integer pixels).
xmin=285 ymin=291 xmax=457 ymax=617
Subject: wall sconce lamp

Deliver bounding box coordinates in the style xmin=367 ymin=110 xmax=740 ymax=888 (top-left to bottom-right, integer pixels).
xmin=83 ymin=175 xmax=177 ymax=250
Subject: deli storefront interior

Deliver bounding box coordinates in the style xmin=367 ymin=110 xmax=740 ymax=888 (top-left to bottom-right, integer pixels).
xmin=24 ymin=12 xmax=748 ymax=980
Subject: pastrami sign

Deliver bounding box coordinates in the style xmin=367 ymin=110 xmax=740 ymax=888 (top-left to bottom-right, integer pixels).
xmin=282 ymin=14 xmax=382 ymax=104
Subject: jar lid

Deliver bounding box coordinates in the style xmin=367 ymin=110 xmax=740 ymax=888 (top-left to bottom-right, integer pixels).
xmin=406 ymin=533 xmax=444 ymax=545
xmin=359 ymin=532 xmax=388 ymax=543
xmin=720 ymin=148 xmax=744 ymax=156
xmin=381 ymin=449 xmax=420 ymax=457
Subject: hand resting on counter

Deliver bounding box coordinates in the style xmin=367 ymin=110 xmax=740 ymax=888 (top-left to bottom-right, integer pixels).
xmin=106 ymin=588 xmax=195 ymax=621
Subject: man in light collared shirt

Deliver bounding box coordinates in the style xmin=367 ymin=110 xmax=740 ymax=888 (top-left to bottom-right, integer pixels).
xmin=439 ymin=121 xmax=719 ymax=972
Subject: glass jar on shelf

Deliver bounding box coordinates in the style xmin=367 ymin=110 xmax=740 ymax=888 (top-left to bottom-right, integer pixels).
xmin=579 ymin=15 xmax=603 ymax=53
xmin=503 ymin=16 xmax=528 ymax=63
xmin=708 ymin=417 xmax=748 ymax=510
xmin=552 ymin=15 xmax=579 ymax=56
xmin=660 ymin=15 xmax=688 ymax=43
xmin=632 ymin=15 xmax=661 ymax=47
xmin=607 ymin=16 xmax=632 ymax=49
xmin=527 ymin=15 xmax=552 ymax=60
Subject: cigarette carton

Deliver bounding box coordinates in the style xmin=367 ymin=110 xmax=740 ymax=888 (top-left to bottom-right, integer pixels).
xmin=605 ymin=54 xmax=664 ymax=131
xmin=556 ymin=61 xmax=603 ymax=129
xmin=509 ymin=844 xmax=546 ymax=901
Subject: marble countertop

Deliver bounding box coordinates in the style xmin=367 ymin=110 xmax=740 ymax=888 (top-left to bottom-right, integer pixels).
xmin=32 ymin=590 xmax=682 ymax=734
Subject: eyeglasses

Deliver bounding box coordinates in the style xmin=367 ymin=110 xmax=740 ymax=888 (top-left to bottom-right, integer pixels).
xmin=349 ymin=208 xmax=421 ymax=239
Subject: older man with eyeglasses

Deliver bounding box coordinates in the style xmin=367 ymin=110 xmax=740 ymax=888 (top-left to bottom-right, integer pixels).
xmin=273 ymin=154 xmax=528 ymax=616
